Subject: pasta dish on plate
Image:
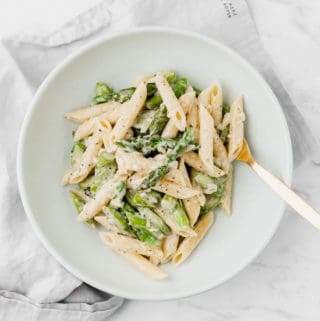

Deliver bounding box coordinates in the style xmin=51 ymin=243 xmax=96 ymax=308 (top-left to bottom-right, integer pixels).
xmin=62 ymin=70 xmax=245 ymax=280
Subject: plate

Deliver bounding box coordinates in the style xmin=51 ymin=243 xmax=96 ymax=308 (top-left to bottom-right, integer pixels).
xmin=17 ymin=27 xmax=292 ymax=300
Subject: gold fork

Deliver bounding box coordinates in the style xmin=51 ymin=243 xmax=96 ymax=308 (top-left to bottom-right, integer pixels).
xmin=237 ymin=139 xmax=320 ymax=229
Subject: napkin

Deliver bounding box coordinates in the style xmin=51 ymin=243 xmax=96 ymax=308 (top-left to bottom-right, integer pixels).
xmin=0 ymin=0 xmax=318 ymax=319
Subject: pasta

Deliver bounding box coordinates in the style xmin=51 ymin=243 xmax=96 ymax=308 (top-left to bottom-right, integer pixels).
xmin=62 ymin=71 xmax=245 ymax=279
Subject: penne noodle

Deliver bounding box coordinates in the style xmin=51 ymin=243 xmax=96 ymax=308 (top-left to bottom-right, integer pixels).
xmin=100 ymin=232 xmax=163 ymax=260
xmin=69 ymin=188 xmax=92 ymax=202
xmin=212 ymin=126 xmax=230 ymax=172
xmin=153 ymin=179 xmax=199 ymax=199
xmin=114 ymin=250 xmax=168 ymax=280
xmin=94 ymin=215 xmax=122 ymax=234
xmin=154 ymin=75 xmax=186 ymax=132
xmin=78 ymin=174 xmax=126 ymax=221
xmin=161 ymin=87 xmax=195 ymax=138
xmin=161 ymin=233 xmax=180 ymax=264
xmin=220 ymin=165 xmax=233 ymax=215
xmin=132 ymin=73 xmax=155 ymax=87
xmin=183 ymin=151 xmax=225 ymax=178
xmin=228 ymin=95 xmax=245 ymax=161
xmin=64 ymin=131 xmax=103 ymax=185
xmin=179 ymin=159 xmax=201 ymax=226
xmin=199 ymin=104 xmax=216 ymax=175
xmin=190 ymin=169 xmax=206 ymax=206
xmin=172 ymin=211 xmax=214 ymax=265
xmin=116 ymin=149 xmax=164 ymax=175
xmin=109 ymin=82 xmax=147 ymax=150
xmin=64 ymin=101 xmax=122 ymax=123
xmin=187 ymin=103 xmax=199 ymax=141
xmin=198 ymin=81 xmax=223 ymax=127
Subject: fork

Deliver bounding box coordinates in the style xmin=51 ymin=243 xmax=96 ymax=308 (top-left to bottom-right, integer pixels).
xmin=237 ymin=139 xmax=320 ymax=230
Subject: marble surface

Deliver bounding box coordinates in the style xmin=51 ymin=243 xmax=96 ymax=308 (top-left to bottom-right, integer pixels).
xmin=1 ymin=0 xmax=320 ymax=320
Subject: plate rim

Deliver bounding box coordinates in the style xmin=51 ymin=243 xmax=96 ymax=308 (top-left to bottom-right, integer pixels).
xmin=17 ymin=26 xmax=293 ymax=300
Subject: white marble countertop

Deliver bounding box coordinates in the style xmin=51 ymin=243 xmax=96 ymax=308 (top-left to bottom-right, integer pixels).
xmin=1 ymin=0 xmax=320 ymax=320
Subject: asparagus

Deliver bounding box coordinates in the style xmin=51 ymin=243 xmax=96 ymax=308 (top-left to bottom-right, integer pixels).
xmin=161 ymin=195 xmax=190 ymax=229
xmin=109 ymin=181 xmax=126 ymax=209
xmin=146 ymin=95 xmax=163 ymax=109
xmin=149 ymin=105 xmax=168 ymax=136
xmin=122 ymin=204 xmax=161 ymax=245
xmin=194 ymin=172 xmax=228 ymax=196
xmin=137 ymin=165 xmax=170 ymax=190
xmin=146 ymin=83 xmax=157 ymax=96
xmin=137 ymin=207 xmax=170 ymax=236
xmin=165 ymin=127 xmax=197 ymax=164
xmin=222 ymin=102 xmax=231 ymax=116
xmin=69 ymin=191 xmax=94 ymax=225
xmin=193 ymin=86 xmax=202 ymax=97
xmin=200 ymin=195 xmax=221 ymax=215
xmin=92 ymin=81 xmax=114 ymax=104
xmin=70 ymin=140 xmax=86 ymax=166
xmin=116 ymin=135 xmax=177 ymax=155
xmin=173 ymin=78 xmax=188 ymax=98
xmin=162 ymin=70 xmax=177 ymax=84
xmin=115 ymin=87 xmax=136 ymax=103
xmin=89 ymin=151 xmax=117 ymax=194
xmin=126 ymin=190 xmax=162 ymax=208
xmin=219 ymin=126 xmax=229 ymax=144
xmin=137 ymin=127 xmax=198 ymax=190
xmin=102 ymin=206 xmax=134 ymax=236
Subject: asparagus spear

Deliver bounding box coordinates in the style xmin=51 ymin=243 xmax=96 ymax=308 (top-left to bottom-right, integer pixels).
xmin=146 ymin=95 xmax=163 ymax=109
xmin=161 ymin=195 xmax=190 ymax=229
xmin=162 ymin=70 xmax=177 ymax=84
xmin=222 ymin=102 xmax=231 ymax=116
xmin=194 ymin=172 xmax=228 ymax=196
xmin=146 ymin=83 xmax=157 ymax=96
xmin=165 ymin=127 xmax=196 ymax=164
xmin=172 ymin=78 xmax=188 ymax=98
xmin=109 ymin=180 xmax=127 ymax=209
xmin=115 ymin=87 xmax=136 ymax=103
xmin=126 ymin=190 xmax=162 ymax=208
xmin=149 ymin=105 xmax=168 ymax=136
xmin=137 ymin=165 xmax=170 ymax=190
xmin=122 ymin=204 xmax=161 ymax=245
xmin=70 ymin=140 xmax=86 ymax=166
xmin=69 ymin=191 xmax=94 ymax=225
xmin=92 ymin=81 xmax=114 ymax=104
xmin=116 ymin=135 xmax=177 ymax=155
xmin=102 ymin=206 xmax=134 ymax=236
xmin=137 ymin=127 xmax=198 ymax=190
xmin=90 ymin=151 xmax=117 ymax=193
xmin=138 ymin=207 xmax=170 ymax=236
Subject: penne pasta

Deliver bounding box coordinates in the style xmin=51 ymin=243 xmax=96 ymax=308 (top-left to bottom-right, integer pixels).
xmin=64 ymin=101 xmax=122 ymax=123
xmin=116 ymin=149 xmax=164 ymax=175
xmin=179 ymin=159 xmax=201 ymax=226
xmin=183 ymin=151 xmax=225 ymax=178
xmin=153 ymin=179 xmax=199 ymax=199
xmin=154 ymin=75 xmax=186 ymax=131
xmin=161 ymin=87 xmax=196 ymax=138
xmin=173 ymin=211 xmax=214 ymax=265
xmin=198 ymin=81 xmax=223 ymax=127
xmin=109 ymin=82 xmax=147 ymax=150
xmin=100 ymin=232 xmax=163 ymax=261
xmin=78 ymin=174 xmax=126 ymax=221
xmin=228 ymin=95 xmax=245 ymax=161
xmin=64 ymin=131 xmax=103 ymax=185
xmin=161 ymin=233 xmax=180 ymax=264
xmin=220 ymin=165 xmax=233 ymax=215
xmin=132 ymin=73 xmax=155 ymax=87
xmin=199 ymin=104 xmax=215 ymax=175
xmin=212 ymin=126 xmax=230 ymax=172
xmin=115 ymin=251 xmax=168 ymax=280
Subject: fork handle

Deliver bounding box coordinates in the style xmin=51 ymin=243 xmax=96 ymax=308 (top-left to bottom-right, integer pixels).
xmin=251 ymin=161 xmax=320 ymax=230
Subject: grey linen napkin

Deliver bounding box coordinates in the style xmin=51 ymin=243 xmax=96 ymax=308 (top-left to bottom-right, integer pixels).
xmin=0 ymin=0 xmax=318 ymax=319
